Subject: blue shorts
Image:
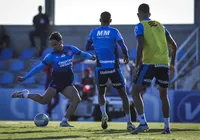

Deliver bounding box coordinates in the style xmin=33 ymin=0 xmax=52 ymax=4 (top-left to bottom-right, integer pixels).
xmin=49 ymin=70 xmax=74 ymax=93
xmin=95 ymin=68 xmax=125 ymax=89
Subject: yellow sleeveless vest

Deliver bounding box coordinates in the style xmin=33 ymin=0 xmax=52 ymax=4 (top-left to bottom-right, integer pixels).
xmin=141 ymin=20 xmax=169 ymax=65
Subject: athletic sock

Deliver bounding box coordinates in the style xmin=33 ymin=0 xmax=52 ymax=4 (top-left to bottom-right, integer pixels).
xmin=138 ymin=113 xmax=147 ymax=125
xmin=23 ymin=93 xmax=29 ymax=98
xmin=125 ymin=114 xmax=131 ymax=124
xmin=100 ymin=105 xmax=106 ymax=115
xmin=164 ymin=118 xmax=170 ymax=129
xmin=62 ymin=117 xmax=68 ymax=122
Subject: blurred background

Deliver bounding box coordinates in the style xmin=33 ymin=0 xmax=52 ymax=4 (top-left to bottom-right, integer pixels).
xmin=0 ymin=0 xmax=199 ymax=123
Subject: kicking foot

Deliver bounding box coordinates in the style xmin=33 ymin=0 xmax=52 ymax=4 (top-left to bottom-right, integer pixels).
xmin=11 ymin=89 xmax=29 ymax=98
xmin=127 ymin=122 xmax=135 ymax=132
xmin=130 ymin=123 xmax=149 ymax=134
xmin=101 ymin=113 xmax=108 ymax=130
xmin=60 ymin=121 xmax=74 ymax=127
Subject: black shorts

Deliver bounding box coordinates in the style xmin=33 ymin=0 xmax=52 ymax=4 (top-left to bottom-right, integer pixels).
xmin=49 ymin=70 xmax=74 ymax=93
xmin=95 ymin=68 xmax=125 ymax=89
xmin=134 ymin=64 xmax=170 ymax=88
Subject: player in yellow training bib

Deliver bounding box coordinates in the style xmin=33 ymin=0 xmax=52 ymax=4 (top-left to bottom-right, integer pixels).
xmin=130 ymin=3 xmax=177 ymax=135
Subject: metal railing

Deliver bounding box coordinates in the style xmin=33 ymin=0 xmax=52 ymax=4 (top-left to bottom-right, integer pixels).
xmin=172 ymin=27 xmax=199 ymax=89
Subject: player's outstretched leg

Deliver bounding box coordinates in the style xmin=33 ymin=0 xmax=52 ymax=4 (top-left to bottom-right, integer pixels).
xmin=130 ymin=84 xmax=149 ymax=134
xmin=159 ymin=86 xmax=171 ymax=134
xmin=60 ymin=86 xmax=81 ymax=127
xmin=12 ymin=87 xmax=57 ymax=105
xmin=98 ymin=87 xmax=108 ymax=129
xmin=117 ymin=87 xmax=135 ymax=131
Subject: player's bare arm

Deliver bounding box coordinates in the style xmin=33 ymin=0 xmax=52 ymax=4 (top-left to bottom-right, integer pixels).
xmin=16 ymin=63 xmax=46 ymax=82
xmin=133 ymin=36 xmax=144 ymax=76
xmin=117 ymin=40 xmax=129 ymax=65
xmin=166 ymin=34 xmax=177 ymax=75
xmin=136 ymin=36 xmax=144 ymax=67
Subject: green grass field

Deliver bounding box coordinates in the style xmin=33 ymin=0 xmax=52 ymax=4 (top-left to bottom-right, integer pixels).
xmin=0 ymin=121 xmax=200 ymax=140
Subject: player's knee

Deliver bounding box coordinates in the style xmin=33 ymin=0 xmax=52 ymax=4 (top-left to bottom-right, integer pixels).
xmin=132 ymin=85 xmax=144 ymax=96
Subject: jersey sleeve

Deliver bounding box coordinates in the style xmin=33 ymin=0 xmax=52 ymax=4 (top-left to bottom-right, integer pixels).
xmin=24 ymin=63 xmax=46 ymax=80
xmin=116 ymin=29 xmax=123 ymax=41
xmin=163 ymin=25 xmax=172 ymax=38
xmin=42 ymin=53 xmax=53 ymax=65
xmin=87 ymin=30 xmax=94 ymax=42
xmin=134 ymin=23 xmax=144 ymax=37
xmin=71 ymin=46 xmax=81 ymax=55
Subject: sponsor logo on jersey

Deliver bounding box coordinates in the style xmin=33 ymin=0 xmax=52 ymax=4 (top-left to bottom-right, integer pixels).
xmin=112 ymin=83 xmax=122 ymax=86
xmin=100 ymin=69 xmax=115 ymax=75
xmin=58 ymin=59 xmax=72 ymax=67
xmin=154 ymin=64 xmax=169 ymax=68
xmin=97 ymin=30 xmax=110 ymax=36
xmin=100 ymin=60 xmax=115 ymax=64
xmin=97 ymin=30 xmax=110 ymax=38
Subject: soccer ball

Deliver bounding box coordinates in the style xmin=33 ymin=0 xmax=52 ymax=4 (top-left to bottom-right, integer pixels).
xmin=34 ymin=113 xmax=49 ymax=127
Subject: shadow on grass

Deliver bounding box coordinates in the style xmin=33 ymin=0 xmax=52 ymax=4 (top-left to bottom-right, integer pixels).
xmin=0 ymin=130 xmax=57 ymax=134
xmin=148 ymin=128 xmax=200 ymax=133
xmin=4 ymin=135 xmax=86 ymax=140
xmin=90 ymin=129 xmax=128 ymax=134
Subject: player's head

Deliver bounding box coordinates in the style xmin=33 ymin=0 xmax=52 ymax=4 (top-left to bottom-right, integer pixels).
xmin=100 ymin=11 xmax=112 ymax=25
xmin=49 ymin=32 xmax=63 ymax=51
xmin=137 ymin=3 xmax=151 ymax=21
xmin=38 ymin=6 xmax=42 ymax=13
xmin=84 ymin=68 xmax=92 ymax=77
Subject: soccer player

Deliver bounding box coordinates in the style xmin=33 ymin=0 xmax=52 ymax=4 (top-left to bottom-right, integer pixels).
xmin=86 ymin=11 xmax=135 ymax=131
xmin=12 ymin=32 xmax=96 ymax=127
xmin=131 ymin=4 xmax=177 ymax=134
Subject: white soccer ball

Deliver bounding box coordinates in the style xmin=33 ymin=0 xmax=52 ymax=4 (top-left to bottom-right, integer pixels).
xmin=34 ymin=113 xmax=49 ymax=127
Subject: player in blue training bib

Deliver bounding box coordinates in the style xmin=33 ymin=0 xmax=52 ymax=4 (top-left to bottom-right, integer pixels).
xmin=85 ymin=11 xmax=135 ymax=131
xmin=12 ymin=32 xmax=96 ymax=127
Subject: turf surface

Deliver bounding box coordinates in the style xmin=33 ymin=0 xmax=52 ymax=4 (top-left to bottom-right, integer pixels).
xmin=0 ymin=121 xmax=200 ymax=140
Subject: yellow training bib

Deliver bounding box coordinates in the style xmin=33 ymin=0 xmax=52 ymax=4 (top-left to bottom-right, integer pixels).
xmin=141 ymin=20 xmax=169 ymax=65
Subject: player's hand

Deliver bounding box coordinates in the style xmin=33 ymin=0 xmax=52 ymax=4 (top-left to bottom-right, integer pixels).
xmin=170 ymin=64 xmax=175 ymax=76
xmin=16 ymin=76 xmax=25 ymax=82
xmin=92 ymin=55 xmax=97 ymax=60
xmin=124 ymin=57 xmax=129 ymax=65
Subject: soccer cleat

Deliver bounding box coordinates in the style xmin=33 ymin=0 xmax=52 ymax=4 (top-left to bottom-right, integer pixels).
xmin=130 ymin=123 xmax=149 ymax=134
xmin=11 ymin=89 xmax=29 ymax=98
xmin=162 ymin=128 xmax=171 ymax=134
xmin=101 ymin=113 xmax=108 ymax=129
xmin=60 ymin=120 xmax=74 ymax=127
xmin=127 ymin=122 xmax=136 ymax=131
